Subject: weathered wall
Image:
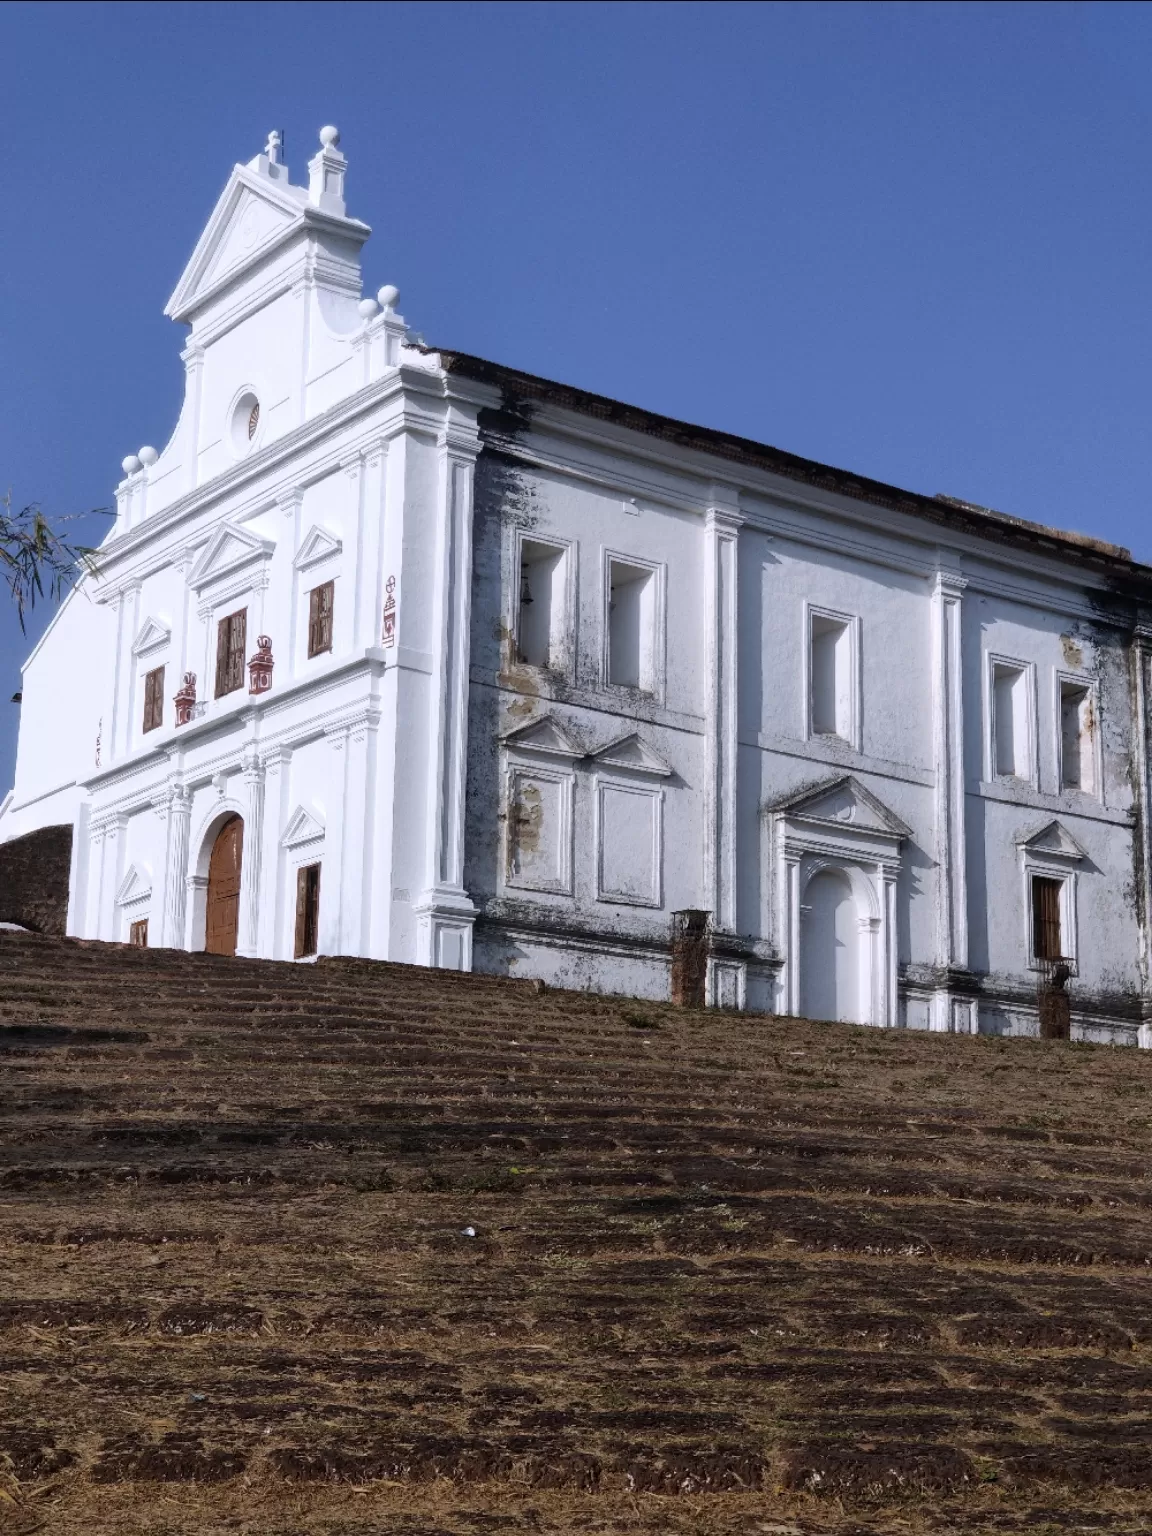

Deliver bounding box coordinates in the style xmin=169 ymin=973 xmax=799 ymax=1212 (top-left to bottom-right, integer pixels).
xmin=0 ymin=824 xmax=73 ymax=935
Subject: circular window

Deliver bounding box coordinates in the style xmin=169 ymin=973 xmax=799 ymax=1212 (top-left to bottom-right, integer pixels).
xmin=230 ymin=391 xmax=261 ymax=455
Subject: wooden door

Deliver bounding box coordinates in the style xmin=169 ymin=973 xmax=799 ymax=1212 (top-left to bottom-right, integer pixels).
xmin=205 ymin=815 xmax=244 ymax=956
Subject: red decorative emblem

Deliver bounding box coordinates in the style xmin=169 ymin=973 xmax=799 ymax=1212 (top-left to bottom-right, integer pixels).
xmin=248 ymin=635 xmax=274 ymax=695
xmin=174 ymin=673 xmax=197 ymax=726
xmin=382 ymin=574 xmax=397 ymax=648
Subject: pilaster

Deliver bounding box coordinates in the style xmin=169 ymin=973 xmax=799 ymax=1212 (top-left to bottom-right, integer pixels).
xmin=415 ymin=417 xmax=481 ymax=969
xmin=256 ymin=746 xmax=291 ymax=958
xmin=319 ymin=726 xmax=349 ymax=956
xmin=703 ymin=492 xmax=742 ymax=938
xmin=236 ymin=747 xmax=265 ymax=957
xmin=155 ymin=781 xmax=192 ymax=948
xmin=931 ymin=564 xmax=970 ymax=1030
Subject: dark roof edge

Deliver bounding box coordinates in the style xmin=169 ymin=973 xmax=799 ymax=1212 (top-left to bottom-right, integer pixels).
xmin=436 ymin=348 xmax=1148 ymax=587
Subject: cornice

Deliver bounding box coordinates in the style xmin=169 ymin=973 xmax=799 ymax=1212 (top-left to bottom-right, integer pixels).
xmin=92 ymin=362 xmax=463 ymax=581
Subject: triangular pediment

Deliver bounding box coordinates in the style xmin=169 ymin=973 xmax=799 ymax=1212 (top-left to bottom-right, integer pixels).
xmin=165 ymin=156 xmax=370 ymax=323
xmin=772 ymin=775 xmax=912 ymax=838
xmin=188 ymin=522 xmax=275 ymax=592
xmin=115 ymin=864 xmax=152 ymax=906
xmin=293 ymin=524 xmax=343 ymax=572
xmin=165 ymin=164 xmax=307 ymax=321
xmin=501 ymin=714 xmax=584 ymax=760
xmin=130 ymin=615 xmax=171 ymax=657
xmin=281 ymin=805 xmax=325 ymax=849
xmin=589 ymin=732 xmax=673 ymax=778
xmin=1017 ymin=820 xmax=1087 ymax=862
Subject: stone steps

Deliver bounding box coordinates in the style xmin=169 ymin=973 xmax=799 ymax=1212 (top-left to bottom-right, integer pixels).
xmin=5 ymin=931 xmax=1152 ymax=1532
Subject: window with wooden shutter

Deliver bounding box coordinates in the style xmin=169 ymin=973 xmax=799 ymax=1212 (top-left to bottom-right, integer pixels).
xmin=308 ymin=581 xmax=334 ymax=658
xmin=142 ymin=666 xmax=165 ymax=733
xmin=215 ymin=608 xmax=247 ymax=697
xmin=294 ymin=863 xmax=321 ymax=958
xmin=1032 ymin=876 xmax=1063 ymax=961
xmin=129 ymin=919 xmax=149 ymax=947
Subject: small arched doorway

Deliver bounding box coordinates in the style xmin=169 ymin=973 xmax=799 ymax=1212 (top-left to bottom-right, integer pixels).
xmin=800 ymin=868 xmax=859 ymax=1024
xmin=205 ymin=815 xmax=244 ymax=956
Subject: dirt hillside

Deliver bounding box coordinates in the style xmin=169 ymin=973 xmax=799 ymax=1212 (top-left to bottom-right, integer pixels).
xmin=3 ymin=930 xmax=1152 ymax=1534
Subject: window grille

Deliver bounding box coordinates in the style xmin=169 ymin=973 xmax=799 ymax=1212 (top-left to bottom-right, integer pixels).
xmin=1032 ymin=876 xmax=1063 ymax=962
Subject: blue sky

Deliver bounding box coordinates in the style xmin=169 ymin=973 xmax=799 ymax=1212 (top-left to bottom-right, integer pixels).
xmin=2 ymin=0 xmax=1151 ymax=793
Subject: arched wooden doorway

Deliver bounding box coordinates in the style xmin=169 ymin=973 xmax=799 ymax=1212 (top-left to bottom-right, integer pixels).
xmin=205 ymin=815 xmax=244 ymax=956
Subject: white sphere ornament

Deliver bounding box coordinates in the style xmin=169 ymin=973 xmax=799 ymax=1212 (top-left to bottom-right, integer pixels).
xmin=377 ymin=284 xmax=400 ymax=311
xmin=319 ymin=125 xmax=340 ymax=148
xmin=138 ymin=445 xmax=158 ymax=466
xmin=121 ymin=455 xmax=142 ymax=476
xmin=358 ymin=298 xmax=380 ymax=321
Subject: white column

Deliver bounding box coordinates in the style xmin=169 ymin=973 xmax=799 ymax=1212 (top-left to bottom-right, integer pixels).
xmin=703 ymin=494 xmax=742 ymax=936
xmin=319 ymin=727 xmax=349 ymax=956
xmin=256 ymin=747 xmax=290 ymax=958
xmin=880 ymin=865 xmax=898 ymax=1028
xmin=356 ymin=440 xmax=388 ymax=651
xmin=415 ymin=419 xmax=480 ymax=970
xmin=339 ymin=714 xmax=378 ymax=956
xmin=931 ymin=566 xmax=968 ymax=1030
xmin=83 ymin=819 xmax=107 ymax=940
xmin=779 ymin=848 xmax=801 ymax=1016
xmin=107 ymin=589 xmax=129 ymax=764
xmin=156 ymin=782 xmax=192 ymax=948
xmin=181 ymin=342 xmax=205 ymax=493
xmin=96 ymin=816 xmax=125 ymax=941
xmin=236 ymin=747 xmax=265 ymax=957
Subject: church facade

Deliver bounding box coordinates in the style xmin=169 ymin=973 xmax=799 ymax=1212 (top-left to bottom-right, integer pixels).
xmin=4 ymin=128 xmax=1152 ymax=1043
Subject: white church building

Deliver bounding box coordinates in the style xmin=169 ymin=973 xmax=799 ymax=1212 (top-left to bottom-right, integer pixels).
xmin=3 ymin=128 xmax=1152 ymax=1043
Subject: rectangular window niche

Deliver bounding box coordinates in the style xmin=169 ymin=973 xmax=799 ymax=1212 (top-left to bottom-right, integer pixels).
xmin=805 ymin=605 xmax=860 ymax=750
xmin=605 ymin=554 xmax=662 ymax=694
xmin=516 ymin=539 xmax=570 ymax=670
xmin=1058 ymin=674 xmax=1099 ymax=796
xmin=987 ymin=655 xmax=1036 ymax=787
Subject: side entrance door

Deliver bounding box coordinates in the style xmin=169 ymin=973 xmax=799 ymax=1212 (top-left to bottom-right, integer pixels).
xmin=205 ymin=814 xmax=244 ymax=956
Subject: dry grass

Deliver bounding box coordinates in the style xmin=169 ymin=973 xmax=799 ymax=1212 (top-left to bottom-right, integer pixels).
xmin=3 ymin=931 xmax=1152 ymax=1533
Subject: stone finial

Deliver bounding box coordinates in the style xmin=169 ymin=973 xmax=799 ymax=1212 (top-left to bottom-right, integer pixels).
xmin=121 ymin=454 xmax=142 ymax=477
xmin=248 ymin=635 xmax=275 ymax=695
xmin=174 ymin=673 xmax=197 ymax=727
xmin=265 ymin=129 xmax=283 ymax=164
xmin=377 ymin=284 xmax=399 ymax=312
xmin=138 ymin=446 xmax=158 ymax=467
xmin=308 ymin=125 xmax=347 ymax=216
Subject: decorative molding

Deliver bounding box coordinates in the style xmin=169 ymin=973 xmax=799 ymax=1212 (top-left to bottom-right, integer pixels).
xmin=501 ymin=713 xmax=585 ymax=761
xmin=281 ymin=804 xmax=325 ymax=850
xmin=293 ymin=524 xmax=343 ymax=573
xmin=130 ymin=615 xmax=172 ymax=658
xmin=115 ymin=863 xmax=152 ymax=908
xmin=588 ymin=732 xmax=673 ymax=778
xmin=187 ymin=522 xmax=275 ymax=594
xmin=1016 ymin=819 xmax=1088 ymax=864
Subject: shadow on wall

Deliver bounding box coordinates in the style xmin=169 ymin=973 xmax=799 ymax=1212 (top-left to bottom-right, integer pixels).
xmin=0 ymin=825 xmax=72 ymax=935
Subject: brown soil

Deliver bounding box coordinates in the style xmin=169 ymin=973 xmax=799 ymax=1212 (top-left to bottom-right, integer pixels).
xmin=3 ymin=932 xmax=1152 ymax=1533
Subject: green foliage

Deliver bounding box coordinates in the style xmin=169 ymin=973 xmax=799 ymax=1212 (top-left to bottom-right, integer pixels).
xmin=0 ymin=491 xmax=105 ymax=631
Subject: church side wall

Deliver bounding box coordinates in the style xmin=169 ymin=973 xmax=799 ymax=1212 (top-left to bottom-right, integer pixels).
xmin=461 ymin=415 xmax=1149 ymax=1037
xmin=465 ymin=446 xmax=707 ymax=997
